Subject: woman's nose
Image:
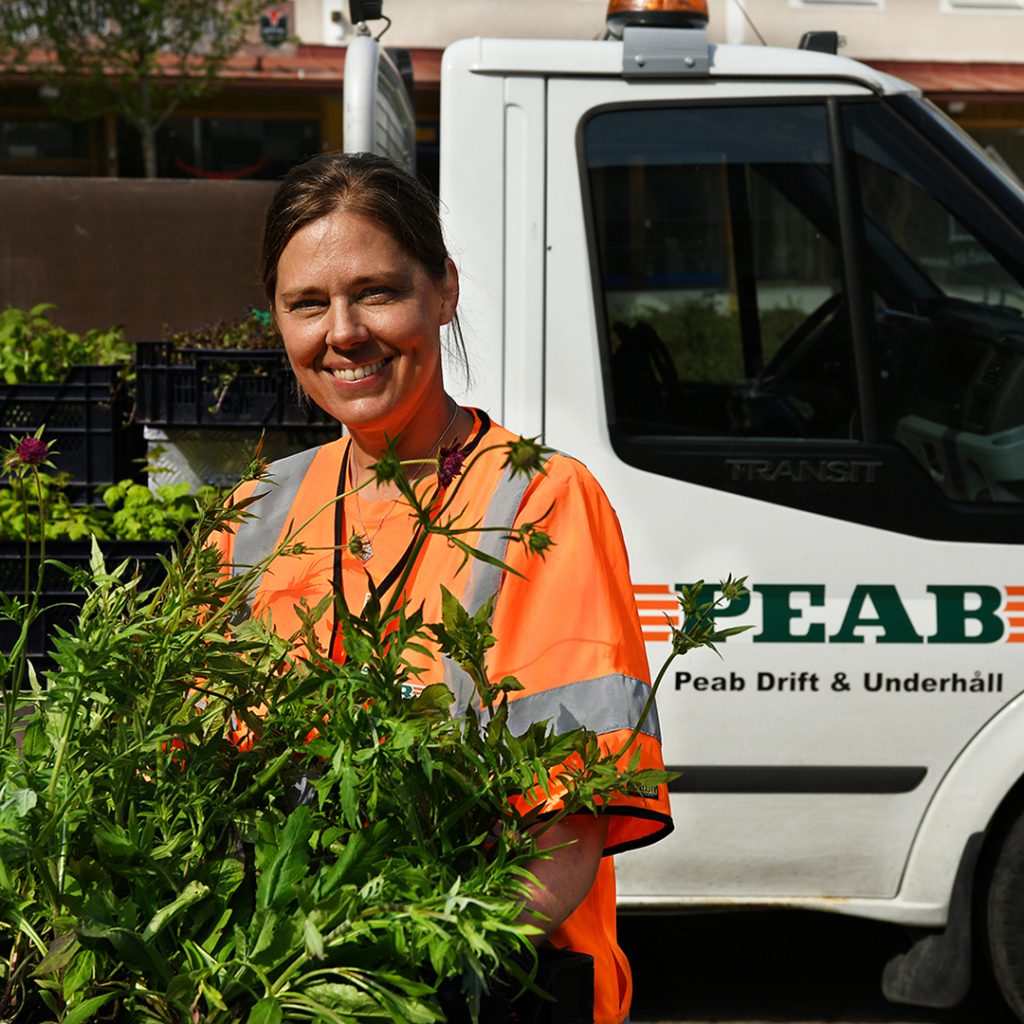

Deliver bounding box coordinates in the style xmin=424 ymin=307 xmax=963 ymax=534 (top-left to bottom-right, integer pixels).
xmin=327 ymin=300 xmax=368 ymax=347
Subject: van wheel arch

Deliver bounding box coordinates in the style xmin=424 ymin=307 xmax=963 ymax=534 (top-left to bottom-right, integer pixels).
xmin=958 ymin=771 xmax=1024 ymax=1021
xmin=882 ymin=772 xmax=1024 ymax=1014
xmin=981 ymin=780 xmax=1024 ymax=1022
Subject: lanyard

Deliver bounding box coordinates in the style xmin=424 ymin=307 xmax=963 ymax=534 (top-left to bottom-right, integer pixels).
xmin=326 ymin=412 xmax=492 ymax=663
xmin=328 ymin=441 xmax=423 ymax=663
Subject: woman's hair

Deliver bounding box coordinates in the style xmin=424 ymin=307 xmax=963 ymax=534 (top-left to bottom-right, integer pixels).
xmin=262 ymin=152 xmax=468 ymax=377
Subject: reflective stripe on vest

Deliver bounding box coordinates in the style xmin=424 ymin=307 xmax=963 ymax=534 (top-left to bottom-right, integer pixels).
xmin=442 ymin=463 xmax=533 ymax=716
xmin=230 ymin=445 xmax=322 ymax=583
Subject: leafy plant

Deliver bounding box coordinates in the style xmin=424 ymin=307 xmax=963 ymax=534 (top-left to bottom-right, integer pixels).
xmin=0 ymin=453 xmax=215 ymax=543
xmin=159 ymin=309 xmax=290 ymax=416
xmin=100 ymin=479 xmax=219 ymax=542
xmin=0 ymin=433 xmax=745 ymax=1022
xmin=0 ymin=467 xmax=109 ymax=543
xmin=0 ymin=304 xmax=132 ymax=386
xmin=165 ymin=309 xmax=282 ymax=352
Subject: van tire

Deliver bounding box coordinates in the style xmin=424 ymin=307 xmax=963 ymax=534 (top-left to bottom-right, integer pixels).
xmin=986 ymin=811 xmax=1024 ymax=1021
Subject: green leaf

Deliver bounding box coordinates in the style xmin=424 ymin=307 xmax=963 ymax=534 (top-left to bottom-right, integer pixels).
xmin=142 ymin=879 xmax=210 ymax=942
xmin=302 ymin=913 xmax=325 ymax=960
xmin=256 ymin=806 xmax=312 ymax=911
xmin=8 ymin=787 xmax=37 ymax=816
xmin=62 ymin=947 xmax=95 ymax=1002
xmin=20 ymin=714 xmax=47 ymax=760
xmin=339 ymin=768 xmax=360 ymax=830
xmin=202 ymin=856 xmax=246 ymax=899
xmin=93 ymin=823 xmax=137 ymax=861
xmin=411 ymin=683 xmax=454 ymax=714
xmin=303 ymin=982 xmax=381 ymax=1012
xmin=88 ymin=534 xmax=106 ymax=577
xmin=31 ymin=932 xmax=78 ymax=977
xmin=247 ymin=996 xmax=283 ymax=1024
xmin=63 ymin=991 xmax=122 ymax=1024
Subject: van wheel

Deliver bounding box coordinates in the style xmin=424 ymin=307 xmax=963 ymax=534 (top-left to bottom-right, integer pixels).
xmin=986 ymin=811 xmax=1024 ymax=1020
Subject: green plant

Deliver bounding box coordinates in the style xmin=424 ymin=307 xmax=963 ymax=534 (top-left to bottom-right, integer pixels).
xmin=162 ymin=309 xmax=287 ymax=415
xmin=0 ymin=434 xmax=744 ymax=1022
xmin=101 ymin=479 xmax=220 ymax=541
xmin=0 ymin=459 xmax=215 ymax=544
xmin=0 ymin=469 xmax=109 ymax=543
xmin=0 ymin=305 xmax=132 ymax=386
xmin=165 ymin=309 xmax=282 ymax=352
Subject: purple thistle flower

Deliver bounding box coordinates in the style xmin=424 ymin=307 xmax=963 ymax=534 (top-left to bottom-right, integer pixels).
xmin=15 ymin=437 xmax=49 ymax=466
xmin=437 ymin=444 xmax=466 ymax=488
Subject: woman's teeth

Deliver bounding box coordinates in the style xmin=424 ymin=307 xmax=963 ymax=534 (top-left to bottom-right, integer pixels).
xmin=332 ymin=358 xmax=388 ymax=382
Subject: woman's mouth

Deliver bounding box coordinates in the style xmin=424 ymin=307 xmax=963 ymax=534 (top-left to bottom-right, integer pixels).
xmin=331 ymin=357 xmax=391 ymax=382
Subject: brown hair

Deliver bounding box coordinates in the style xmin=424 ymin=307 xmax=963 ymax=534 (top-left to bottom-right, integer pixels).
xmin=262 ymin=152 xmax=467 ymax=374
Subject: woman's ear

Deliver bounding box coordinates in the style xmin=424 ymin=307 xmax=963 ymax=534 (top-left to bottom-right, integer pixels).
xmin=439 ymin=258 xmax=459 ymax=326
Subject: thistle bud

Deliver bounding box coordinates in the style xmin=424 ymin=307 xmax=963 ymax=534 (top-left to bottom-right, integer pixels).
xmin=347 ymin=530 xmax=369 ymax=560
xmin=503 ymin=437 xmax=549 ymax=479
xmin=371 ymin=450 xmax=402 ymax=485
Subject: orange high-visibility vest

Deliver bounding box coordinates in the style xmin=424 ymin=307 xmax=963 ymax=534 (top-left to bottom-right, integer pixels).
xmin=216 ymin=409 xmax=673 ymax=1024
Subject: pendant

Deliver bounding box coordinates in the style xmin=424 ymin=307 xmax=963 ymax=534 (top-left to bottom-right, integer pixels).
xmin=359 ymin=540 xmax=373 ymax=563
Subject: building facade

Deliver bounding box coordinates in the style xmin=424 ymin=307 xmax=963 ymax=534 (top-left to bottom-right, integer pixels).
xmin=1 ymin=0 xmax=1023 ymax=184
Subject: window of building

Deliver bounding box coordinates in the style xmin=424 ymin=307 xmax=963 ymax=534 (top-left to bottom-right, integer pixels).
xmin=0 ymin=118 xmax=89 ymax=161
xmin=0 ymin=117 xmax=93 ymax=174
xmin=115 ymin=115 xmax=321 ymax=179
xmin=159 ymin=116 xmax=320 ymax=180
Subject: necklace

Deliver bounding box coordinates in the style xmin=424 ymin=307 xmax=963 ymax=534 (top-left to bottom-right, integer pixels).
xmin=347 ymin=399 xmax=460 ymax=563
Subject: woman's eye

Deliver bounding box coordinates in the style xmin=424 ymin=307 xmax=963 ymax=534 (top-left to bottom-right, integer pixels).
xmin=290 ymin=298 xmax=326 ymax=311
xmin=359 ymin=286 xmax=395 ymax=301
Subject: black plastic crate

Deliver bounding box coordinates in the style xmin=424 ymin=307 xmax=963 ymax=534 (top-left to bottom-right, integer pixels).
xmin=0 ymin=540 xmax=171 ymax=668
xmin=135 ymin=342 xmax=335 ymax=428
xmin=0 ymin=365 xmax=144 ymax=502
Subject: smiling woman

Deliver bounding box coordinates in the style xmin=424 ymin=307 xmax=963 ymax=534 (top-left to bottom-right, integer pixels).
xmin=216 ymin=152 xmax=673 ymax=1024
xmin=273 ymin=206 xmax=460 ymax=468
xmin=261 ymin=154 xmax=470 ymax=496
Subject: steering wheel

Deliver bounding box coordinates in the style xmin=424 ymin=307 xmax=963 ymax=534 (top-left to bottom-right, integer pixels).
xmin=753 ymin=292 xmax=845 ymax=395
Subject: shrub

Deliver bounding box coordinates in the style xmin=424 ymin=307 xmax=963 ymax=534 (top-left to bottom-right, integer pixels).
xmin=0 ymin=304 xmax=131 ymax=385
xmin=165 ymin=308 xmax=282 ymax=351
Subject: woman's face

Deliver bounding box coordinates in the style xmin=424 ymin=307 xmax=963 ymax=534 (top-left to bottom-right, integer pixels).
xmin=274 ymin=208 xmax=458 ymax=440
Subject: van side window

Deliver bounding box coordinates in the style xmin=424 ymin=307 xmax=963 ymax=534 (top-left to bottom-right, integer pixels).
xmin=585 ymin=104 xmax=854 ymax=440
xmin=584 ymin=98 xmax=1024 ymax=539
xmin=843 ymin=102 xmax=1024 ymax=504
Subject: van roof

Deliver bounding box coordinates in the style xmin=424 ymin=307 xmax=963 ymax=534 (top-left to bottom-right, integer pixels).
xmin=442 ymin=36 xmax=919 ymax=97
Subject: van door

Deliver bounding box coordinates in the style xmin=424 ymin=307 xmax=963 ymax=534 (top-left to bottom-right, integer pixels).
xmin=544 ymin=76 xmax=1024 ymax=902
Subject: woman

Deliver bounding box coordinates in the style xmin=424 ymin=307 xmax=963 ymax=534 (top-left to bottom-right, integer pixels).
xmin=217 ymin=152 xmax=672 ymax=1024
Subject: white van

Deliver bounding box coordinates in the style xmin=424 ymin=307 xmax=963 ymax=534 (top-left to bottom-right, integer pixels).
xmin=351 ymin=1 xmax=1024 ymax=1016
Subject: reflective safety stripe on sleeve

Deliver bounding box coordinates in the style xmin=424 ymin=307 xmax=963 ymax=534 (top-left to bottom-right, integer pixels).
xmin=496 ymin=674 xmax=661 ymax=741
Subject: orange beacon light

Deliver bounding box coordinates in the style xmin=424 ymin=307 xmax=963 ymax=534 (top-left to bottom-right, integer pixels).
xmin=606 ymin=0 xmax=710 ymax=30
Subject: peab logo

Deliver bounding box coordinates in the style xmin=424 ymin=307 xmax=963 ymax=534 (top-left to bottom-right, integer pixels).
xmin=633 ymin=583 xmax=1024 ymax=645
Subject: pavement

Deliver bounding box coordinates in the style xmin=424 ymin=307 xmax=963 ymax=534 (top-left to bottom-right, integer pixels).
xmin=617 ymin=910 xmax=1016 ymax=1024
